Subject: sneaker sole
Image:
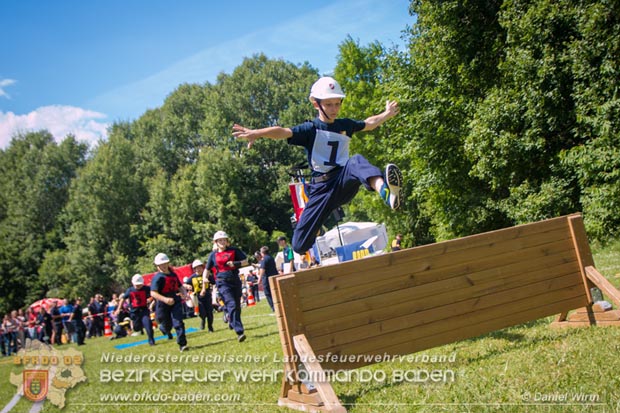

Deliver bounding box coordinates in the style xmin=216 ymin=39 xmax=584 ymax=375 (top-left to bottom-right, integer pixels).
xmin=385 ymin=164 xmax=403 ymax=210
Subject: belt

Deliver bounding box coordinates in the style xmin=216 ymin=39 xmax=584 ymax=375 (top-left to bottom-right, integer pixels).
xmin=312 ymin=167 xmax=342 ymax=183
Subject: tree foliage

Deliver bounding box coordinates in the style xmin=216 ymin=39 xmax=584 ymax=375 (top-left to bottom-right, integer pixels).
xmin=1 ymin=2 xmax=620 ymax=312
xmin=397 ymin=0 xmax=620 ymax=242
xmin=0 ymin=132 xmax=87 ymax=313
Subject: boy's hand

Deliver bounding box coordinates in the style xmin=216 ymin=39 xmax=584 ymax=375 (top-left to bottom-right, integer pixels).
xmin=232 ymin=124 xmax=257 ymax=149
xmin=385 ymin=100 xmax=400 ymax=118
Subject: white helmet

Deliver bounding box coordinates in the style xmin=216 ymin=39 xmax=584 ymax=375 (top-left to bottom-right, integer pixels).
xmin=213 ymin=230 xmax=229 ymax=241
xmin=191 ymin=259 xmax=204 ymax=269
xmin=309 ymin=77 xmax=345 ymax=101
xmin=153 ymin=252 xmax=170 ymax=265
xmin=131 ymin=274 xmax=144 ymax=286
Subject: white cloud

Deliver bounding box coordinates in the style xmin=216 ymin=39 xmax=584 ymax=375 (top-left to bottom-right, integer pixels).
xmin=0 ymin=78 xmax=17 ymax=99
xmin=0 ymin=105 xmax=109 ymax=149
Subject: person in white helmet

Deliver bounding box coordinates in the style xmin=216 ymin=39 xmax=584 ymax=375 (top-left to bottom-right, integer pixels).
xmin=150 ymin=253 xmax=189 ymax=351
xmin=232 ymin=76 xmax=403 ymax=255
xmin=116 ymin=274 xmax=155 ymax=345
xmin=188 ymin=259 xmax=215 ymax=331
xmin=206 ymin=231 xmax=248 ymax=342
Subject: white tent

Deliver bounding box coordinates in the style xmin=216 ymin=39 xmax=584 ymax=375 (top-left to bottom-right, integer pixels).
xmin=314 ymin=222 xmax=388 ymax=265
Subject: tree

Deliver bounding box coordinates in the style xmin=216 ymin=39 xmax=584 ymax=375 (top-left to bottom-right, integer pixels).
xmin=0 ymin=132 xmax=87 ymax=312
xmin=54 ymin=130 xmax=147 ymax=298
xmin=564 ymin=0 xmax=620 ymax=241
xmin=333 ymin=36 xmax=433 ymax=246
xmin=395 ymin=0 xmax=508 ymax=241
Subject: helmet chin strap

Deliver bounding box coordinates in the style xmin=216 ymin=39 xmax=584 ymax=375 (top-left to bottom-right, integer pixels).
xmin=315 ymin=99 xmax=331 ymax=121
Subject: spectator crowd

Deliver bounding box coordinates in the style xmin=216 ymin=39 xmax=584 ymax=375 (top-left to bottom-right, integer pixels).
xmin=0 ymin=234 xmax=301 ymax=356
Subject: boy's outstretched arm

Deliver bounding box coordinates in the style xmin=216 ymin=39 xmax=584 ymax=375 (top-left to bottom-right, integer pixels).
xmin=232 ymin=124 xmax=293 ymax=149
xmin=362 ymin=100 xmax=400 ymax=132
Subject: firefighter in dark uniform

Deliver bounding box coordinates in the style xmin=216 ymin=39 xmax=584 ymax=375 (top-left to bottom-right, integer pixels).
xmin=150 ymin=253 xmax=188 ymax=352
xmin=189 ymin=259 xmax=215 ymax=332
xmin=117 ymin=274 xmax=155 ymax=345
xmin=206 ymin=231 xmax=248 ymax=342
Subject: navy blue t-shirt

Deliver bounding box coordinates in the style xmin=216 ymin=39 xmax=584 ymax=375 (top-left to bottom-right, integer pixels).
xmin=206 ymin=247 xmax=247 ymax=280
xmin=150 ymin=271 xmax=181 ymax=300
xmin=260 ymin=254 xmax=279 ymax=279
xmin=289 ymin=118 xmax=365 ymax=175
xmin=124 ymin=286 xmax=151 ymax=310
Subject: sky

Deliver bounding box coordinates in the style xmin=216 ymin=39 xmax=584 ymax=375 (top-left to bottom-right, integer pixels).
xmin=0 ymin=0 xmax=413 ymax=150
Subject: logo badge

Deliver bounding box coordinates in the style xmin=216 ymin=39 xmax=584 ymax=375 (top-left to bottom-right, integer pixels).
xmin=23 ymin=370 xmax=49 ymax=402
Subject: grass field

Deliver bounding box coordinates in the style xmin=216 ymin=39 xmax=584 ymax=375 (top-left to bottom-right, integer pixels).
xmin=2 ymin=240 xmax=620 ymax=413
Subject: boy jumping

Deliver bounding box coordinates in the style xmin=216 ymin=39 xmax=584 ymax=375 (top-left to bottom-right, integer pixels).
xmin=233 ymin=76 xmax=403 ymax=254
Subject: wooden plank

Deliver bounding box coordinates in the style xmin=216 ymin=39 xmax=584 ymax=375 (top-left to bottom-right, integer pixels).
xmin=298 ymin=226 xmax=572 ymax=301
xmin=295 ymin=215 xmax=572 ymax=287
xmin=293 ymin=334 xmax=347 ymax=413
xmin=271 ymin=280 xmax=292 ymax=374
xmin=574 ymin=302 xmax=613 ymax=313
xmin=551 ymin=320 xmax=620 ymax=328
xmin=568 ymin=214 xmax=596 ymax=303
xmin=566 ymin=311 xmax=620 ymax=322
xmin=271 ymin=274 xmax=305 ymax=381
xmin=298 ymin=215 xmax=573 ymax=286
xmin=585 ymin=266 xmax=620 ymax=308
xmin=313 ymin=283 xmax=586 ymax=361
xmin=304 ymin=261 xmax=581 ymax=337
xmin=324 ymin=295 xmax=585 ymax=370
xmin=286 ymin=388 xmax=324 ymax=407
xmin=309 ymin=272 xmax=583 ymax=352
xmin=302 ymin=251 xmax=578 ymax=326
xmin=301 ymin=235 xmax=574 ymax=311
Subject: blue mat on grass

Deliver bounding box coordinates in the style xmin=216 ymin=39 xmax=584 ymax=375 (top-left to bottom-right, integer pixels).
xmin=114 ymin=327 xmax=198 ymax=349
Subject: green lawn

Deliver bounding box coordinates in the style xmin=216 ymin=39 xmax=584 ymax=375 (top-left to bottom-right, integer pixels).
xmin=2 ymin=240 xmax=620 ymax=413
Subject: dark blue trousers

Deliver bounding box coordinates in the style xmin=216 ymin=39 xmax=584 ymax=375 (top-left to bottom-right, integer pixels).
xmin=131 ymin=307 xmax=155 ymax=345
xmin=292 ymin=154 xmax=381 ymax=254
xmin=262 ymin=278 xmax=274 ymax=312
xmin=216 ymin=277 xmax=244 ymax=336
xmin=71 ymin=320 xmax=86 ymax=345
xmin=155 ymin=300 xmax=186 ymax=346
xmin=197 ymin=292 xmax=214 ymax=329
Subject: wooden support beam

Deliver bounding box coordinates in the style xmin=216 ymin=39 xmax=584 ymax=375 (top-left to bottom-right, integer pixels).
xmin=568 ymin=214 xmax=596 ymax=304
xmin=293 ymin=334 xmax=347 ymax=413
xmin=585 ymin=266 xmax=620 ymax=308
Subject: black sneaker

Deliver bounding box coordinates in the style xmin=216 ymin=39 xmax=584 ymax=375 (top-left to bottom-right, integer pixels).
xmin=237 ymin=334 xmax=246 ymax=343
xmin=179 ymin=345 xmax=188 ymax=352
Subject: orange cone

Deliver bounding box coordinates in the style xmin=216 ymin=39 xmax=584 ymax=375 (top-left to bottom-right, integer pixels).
xmin=247 ymin=290 xmax=256 ymax=307
xmin=104 ymin=317 xmax=113 ymax=337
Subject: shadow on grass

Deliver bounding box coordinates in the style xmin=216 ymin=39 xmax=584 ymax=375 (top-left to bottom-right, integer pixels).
xmin=456 ymin=318 xmax=586 ymax=364
xmin=336 ymin=324 xmax=583 ymax=411
xmin=337 ymin=379 xmax=414 ymax=411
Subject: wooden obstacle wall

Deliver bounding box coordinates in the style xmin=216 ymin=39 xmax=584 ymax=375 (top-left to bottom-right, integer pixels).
xmin=270 ymin=214 xmax=620 ymax=412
